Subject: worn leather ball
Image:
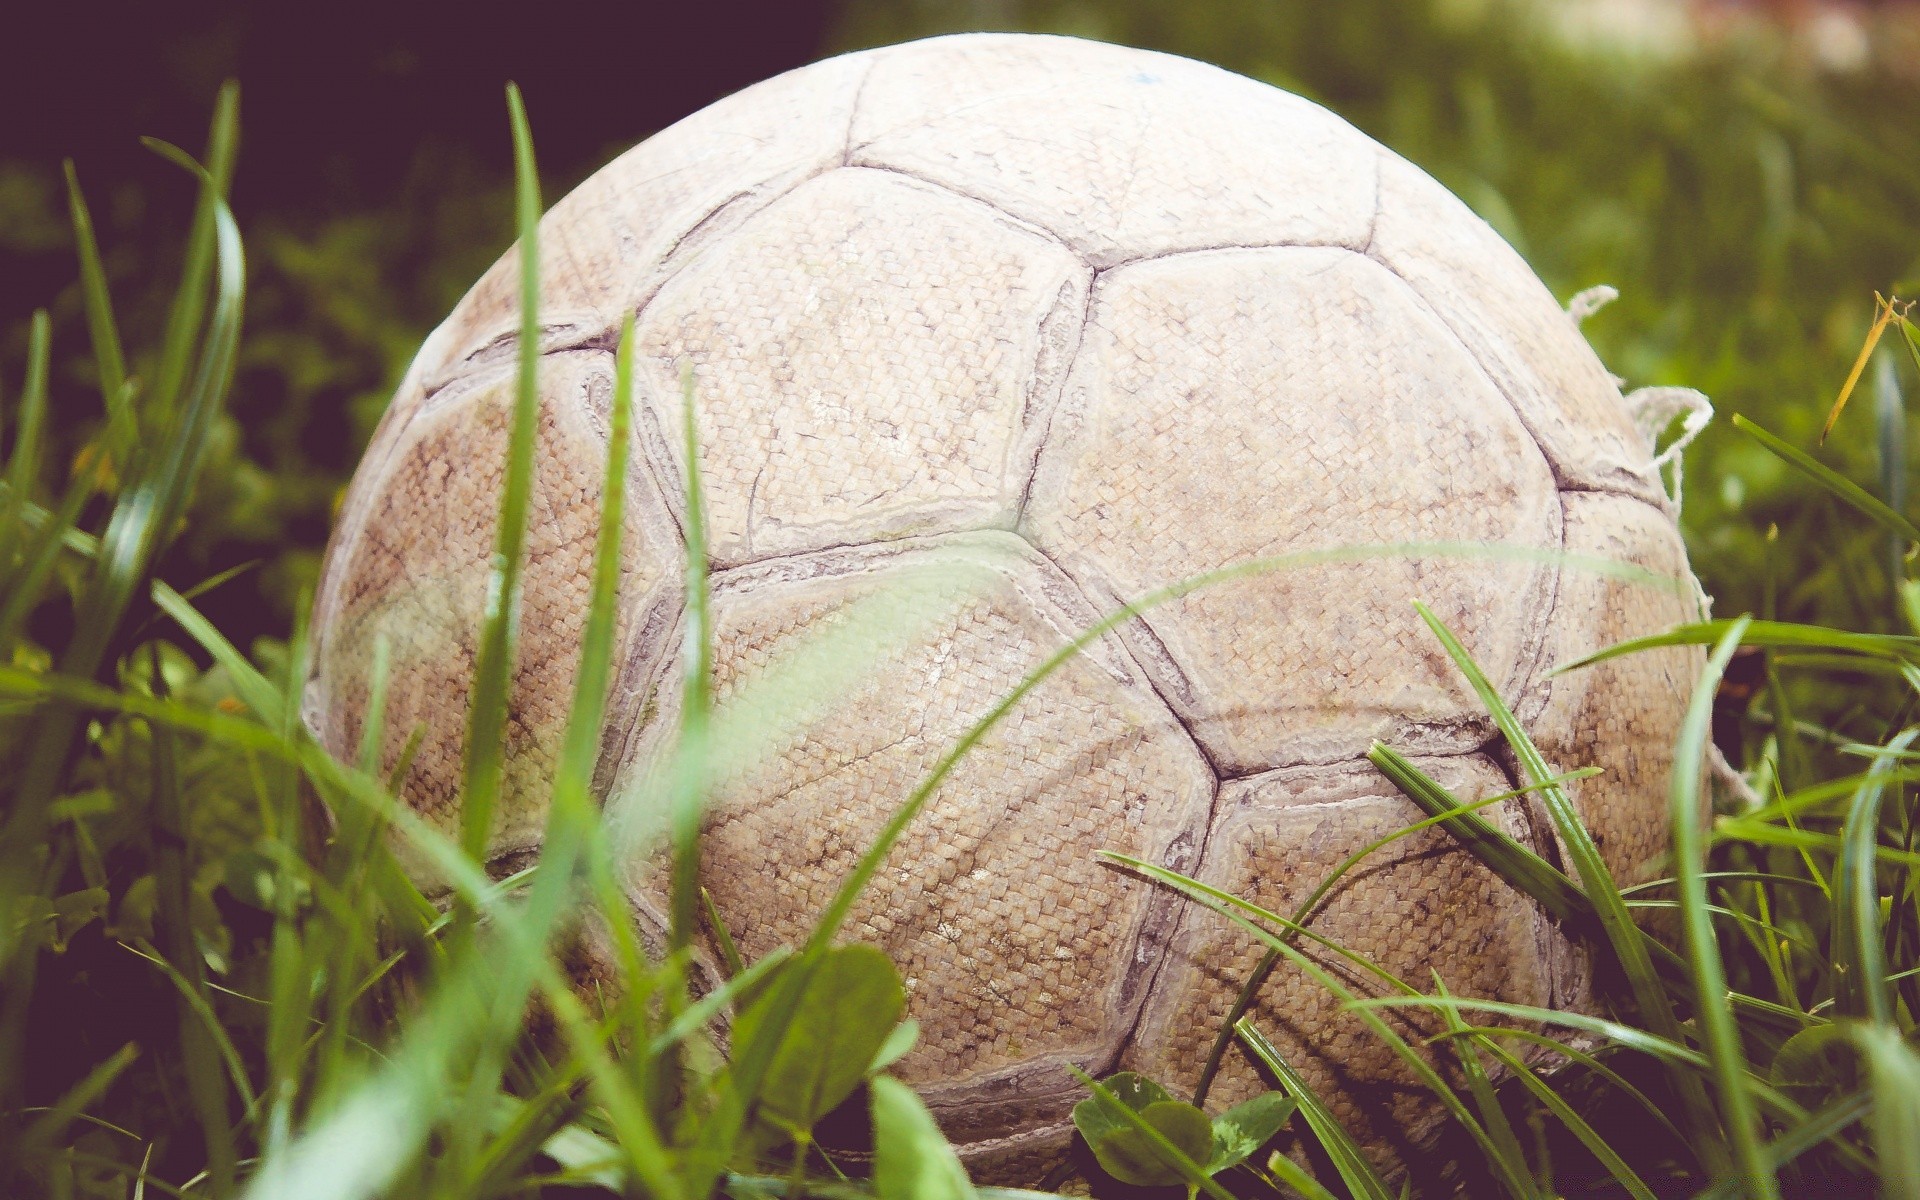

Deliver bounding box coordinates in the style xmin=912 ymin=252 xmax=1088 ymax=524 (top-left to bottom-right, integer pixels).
xmin=306 ymin=33 xmax=1704 ymax=1179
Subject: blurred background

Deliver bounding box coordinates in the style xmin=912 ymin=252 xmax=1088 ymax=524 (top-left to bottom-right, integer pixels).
xmin=3 ymin=0 xmax=1918 ymax=654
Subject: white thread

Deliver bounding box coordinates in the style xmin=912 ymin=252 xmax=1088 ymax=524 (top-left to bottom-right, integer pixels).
xmin=1565 ymin=284 xmax=1618 ymax=325
xmin=1567 ymin=285 xmax=1716 ymax=617
xmin=1625 ymin=385 xmax=1713 ymax=513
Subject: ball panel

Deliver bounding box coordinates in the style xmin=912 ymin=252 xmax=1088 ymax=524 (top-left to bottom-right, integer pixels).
xmin=1124 ymin=753 xmax=1567 ymax=1156
xmin=606 ymin=532 xmax=1214 ymax=1130
xmin=310 ymin=352 xmax=677 ymax=871
xmin=1369 ymin=151 xmax=1662 ymax=501
xmin=311 ymin=362 xmax=431 ymax=663
xmin=1530 ymin=492 xmax=1704 ymax=885
xmin=849 ymin=34 xmax=1374 ymax=267
xmin=421 ymin=53 xmax=868 ymax=388
xmin=632 ymin=168 xmax=1089 ymax=567
xmin=1024 ymin=248 xmax=1561 ymax=776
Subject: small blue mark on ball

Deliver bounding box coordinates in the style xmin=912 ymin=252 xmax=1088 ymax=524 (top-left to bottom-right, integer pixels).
xmin=1132 ymin=71 xmax=1161 ymax=84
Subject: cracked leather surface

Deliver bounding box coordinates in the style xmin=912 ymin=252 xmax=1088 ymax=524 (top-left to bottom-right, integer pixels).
xmin=307 ymin=32 xmax=1704 ymax=1182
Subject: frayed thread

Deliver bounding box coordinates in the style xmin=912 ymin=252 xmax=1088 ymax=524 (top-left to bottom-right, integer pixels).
xmin=1566 ymin=283 xmax=1716 ymax=619
xmin=1625 ymin=385 xmax=1713 ymax=513
xmin=1565 ymin=284 xmax=1619 ymax=325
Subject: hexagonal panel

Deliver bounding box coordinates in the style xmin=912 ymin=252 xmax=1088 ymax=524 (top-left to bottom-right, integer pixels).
xmin=632 ymin=168 xmax=1089 ymax=567
xmin=603 ymin=531 xmax=1215 ymax=1138
xmin=1024 ymin=247 xmax=1561 ymax=776
xmin=1530 ymin=492 xmax=1704 ymax=884
xmin=308 ymin=351 xmax=680 ymax=872
xmin=850 ymin=34 xmax=1375 ymax=267
xmin=420 ymin=52 xmax=868 ymax=387
xmin=1125 ymin=754 xmax=1571 ymax=1156
xmin=1369 ymin=150 xmax=1662 ymax=501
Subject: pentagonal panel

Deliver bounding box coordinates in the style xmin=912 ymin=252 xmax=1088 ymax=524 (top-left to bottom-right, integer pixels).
xmin=604 ymin=531 xmax=1214 ymax=1142
xmin=1024 ymin=247 xmax=1560 ymax=776
xmin=850 ymin=34 xmax=1374 ymax=267
xmin=632 ymin=169 xmax=1088 ymax=567
xmin=1369 ymin=150 xmax=1662 ymax=501
xmin=420 ymin=53 xmax=868 ymax=388
xmin=1125 ymin=754 xmax=1570 ymax=1156
xmin=1529 ymin=493 xmax=1703 ymax=884
xmin=308 ymin=351 xmax=679 ymax=871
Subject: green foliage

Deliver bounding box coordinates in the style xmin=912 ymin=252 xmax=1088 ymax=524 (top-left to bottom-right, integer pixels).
xmin=6 ymin=4 xmax=1920 ymax=1198
xmin=870 ymin=1076 xmax=976 ymax=1200
xmin=1071 ymin=1072 xmax=1294 ymax=1190
xmin=737 ymin=944 xmax=907 ymax=1139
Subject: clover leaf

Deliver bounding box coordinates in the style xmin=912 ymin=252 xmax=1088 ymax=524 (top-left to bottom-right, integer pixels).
xmin=1072 ymin=1071 xmax=1296 ymax=1190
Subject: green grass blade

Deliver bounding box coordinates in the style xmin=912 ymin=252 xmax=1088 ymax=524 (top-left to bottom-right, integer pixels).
xmin=1372 ymin=746 xmax=1786 ymax=1032
xmin=447 ymin=279 xmax=673 ymax=1193
xmin=1695 ymin=1092 xmax=1871 ymax=1200
xmin=582 ymin=832 xmax=658 ymax=1061
xmin=263 ymin=912 xmax=309 ymax=1162
xmin=80 ymin=132 xmax=244 ymax=640
xmin=552 ymin=310 xmax=634 ymax=832
xmin=1192 ymin=764 xmax=1598 ymax=1106
xmin=1714 ymin=820 xmax=1920 ymax=869
xmin=1875 ymin=352 xmax=1908 ymax=589
xmin=14 ymin=1044 xmax=140 ymax=1170
xmin=62 ymin=161 xmax=134 ymax=456
xmin=1432 ymin=1025 xmax=1685 ymax=1146
xmin=478 ymin=307 xmax=640 ymax=1044
xmin=1851 ymin=1025 xmax=1920 ymax=1200
xmin=1413 ymin=602 xmax=1727 ymax=1168
xmin=1100 ymin=853 xmax=1424 ymax=1000
xmin=118 ymin=942 xmax=259 ymax=1117
xmin=646 ymin=947 xmax=792 ymax=1057
xmin=234 ymin=718 xmax=681 ymax=1200
xmin=144 ymin=647 xmax=238 ymax=1195
xmin=458 ymin=81 xmax=543 ymax=867
xmin=145 ymin=83 xmax=238 ymax=432
xmin=1358 ymin=996 xmax=1712 ymax=1067
xmin=1258 ymin=1148 xmax=1341 ymax=1200
xmin=669 ymin=362 xmax=713 ymax=957
xmin=354 ymin=636 xmax=392 ymax=777
xmin=1353 ymin=996 xmax=1828 ymax=1135
xmin=1472 ymin=1038 xmax=1655 ymax=1200
xmin=1429 ymin=976 xmax=1536 ymax=1197
xmin=1367 ymin=743 xmax=1593 ymax=925
xmin=1 ymin=120 xmax=242 ymax=983
xmin=1106 ymin=854 xmax=1525 ymax=1193
xmin=0 ymin=309 xmax=52 ymax=633
xmin=703 ymin=886 xmax=748 ymax=979
xmin=1236 ymin=1020 xmax=1393 ymax=1200
xmin=1831 ymin=729 xmax=1916 ymax=1023
xmin=1622 ymin=898 xmax=1818 ymax=955
xmin=0 ymin=471 xmax=98 ymax=657
xmin=452 ymin=308 xmax=645 ymax=1187
xmin=151 ymin=581 xmax=283 ymax=720
xmin=1732 ymin=413 xmax=1920 ymax=547
xmin=1554 ymin=619 xmax=1920 ymax=672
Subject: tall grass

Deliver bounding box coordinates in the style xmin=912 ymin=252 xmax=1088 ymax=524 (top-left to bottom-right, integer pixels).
xmin=3 ymin=81 xmax=1919 ymax=1200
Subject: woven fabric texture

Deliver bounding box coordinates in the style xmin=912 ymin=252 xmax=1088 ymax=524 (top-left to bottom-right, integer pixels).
xmin=306 ymin=32 xmax=1704 ymax=1179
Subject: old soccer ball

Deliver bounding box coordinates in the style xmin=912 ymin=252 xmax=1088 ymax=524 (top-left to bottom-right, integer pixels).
xmin=307 ymin=32 xmax=1704 ymax=1178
